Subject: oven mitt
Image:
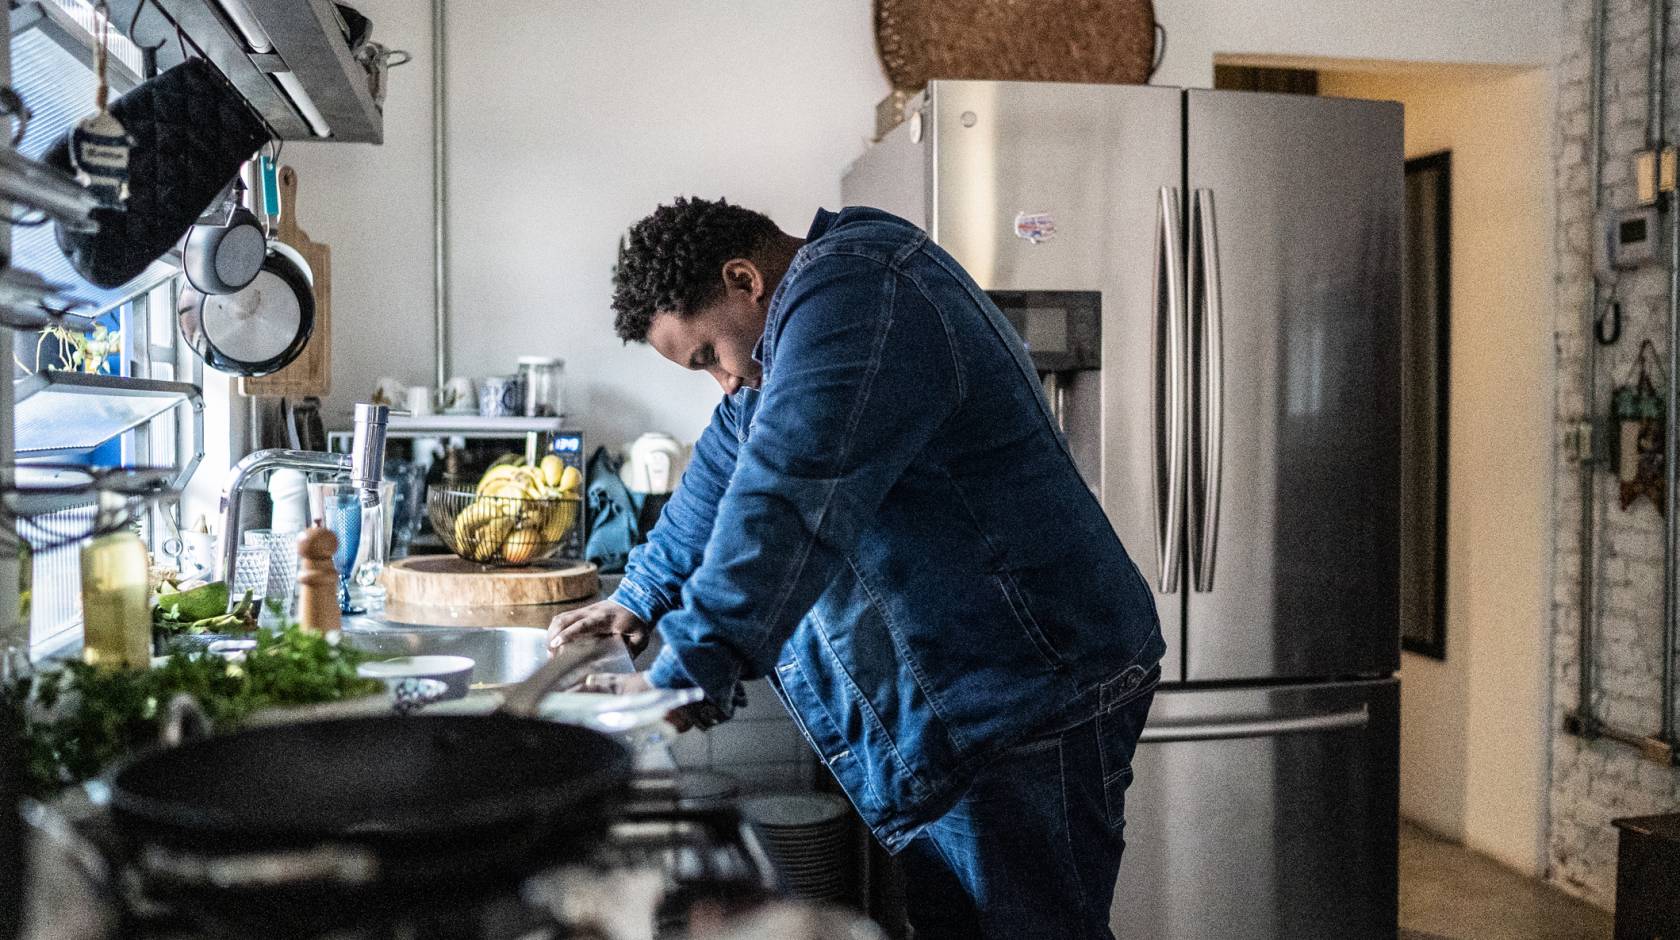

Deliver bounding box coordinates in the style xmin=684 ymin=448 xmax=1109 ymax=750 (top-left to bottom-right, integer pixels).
xmin=45 ymin=58 xmax=270 ymax=289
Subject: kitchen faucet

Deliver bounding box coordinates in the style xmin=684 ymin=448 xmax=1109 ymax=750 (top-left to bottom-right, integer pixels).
xmin=217 ymin=403 xmax=394 ymax=581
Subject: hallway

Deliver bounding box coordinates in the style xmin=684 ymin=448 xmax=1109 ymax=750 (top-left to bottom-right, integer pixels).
xmin=1399 ymin=823 xmax=1612 ymax=940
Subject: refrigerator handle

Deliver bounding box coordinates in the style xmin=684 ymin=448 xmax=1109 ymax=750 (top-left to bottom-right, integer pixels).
xmin=1138 ymin=705 xmax=1369 ymax=744
xmin=1153 ymin=187 xmax=1187 ymax=595
xmin=1191 ymin=188 xmax=1225 ymax=594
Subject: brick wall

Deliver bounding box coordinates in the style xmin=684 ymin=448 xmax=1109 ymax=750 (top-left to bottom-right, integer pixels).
xmin=1551 ymin=0 xmax=1680 ymax=907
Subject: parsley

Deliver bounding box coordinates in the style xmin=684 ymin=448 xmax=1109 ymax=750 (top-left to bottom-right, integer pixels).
xmin=3 ymin=625 xmax=384 ymax=798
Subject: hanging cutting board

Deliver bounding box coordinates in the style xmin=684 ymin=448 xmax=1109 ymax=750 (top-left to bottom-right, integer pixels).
xmin=239 ymin=166 xmax=332 ymax=398
xmin=381 ymin=556 xmax=600 ymax=608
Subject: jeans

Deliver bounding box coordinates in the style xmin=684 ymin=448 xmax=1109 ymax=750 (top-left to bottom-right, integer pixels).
xmin=899 ymin=676 xmax=1157 ymax=940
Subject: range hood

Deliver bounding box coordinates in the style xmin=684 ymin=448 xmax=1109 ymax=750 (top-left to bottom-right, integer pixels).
xmin=111 ymin=0 xmax=384 ymax=143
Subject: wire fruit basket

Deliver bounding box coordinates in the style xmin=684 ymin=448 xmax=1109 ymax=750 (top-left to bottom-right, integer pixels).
xmin=426 ymin=488 xmax=581 ymax=567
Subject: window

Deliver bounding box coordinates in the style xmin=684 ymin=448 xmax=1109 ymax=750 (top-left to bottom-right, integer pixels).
xmin=17 ymin=280 xmax=193 ymax=656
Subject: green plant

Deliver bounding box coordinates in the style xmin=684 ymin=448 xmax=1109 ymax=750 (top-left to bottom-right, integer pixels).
xmin=3 ymin=625 xmax=384 ymax=797
xmin=13 ymin=323 xmax=122 ymax=375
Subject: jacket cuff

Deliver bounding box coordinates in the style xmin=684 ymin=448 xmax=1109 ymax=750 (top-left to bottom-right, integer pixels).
xmin=607 ymin=579 xmax=663 ymax=625
xmin=647 ymin=643 xmax=740 ymax=723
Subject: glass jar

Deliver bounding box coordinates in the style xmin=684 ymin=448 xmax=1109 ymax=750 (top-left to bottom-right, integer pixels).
xmin=80 ymin=493 xmax=151 ymax=670
xmin=518 ymin=356 xmax=565 ymax=418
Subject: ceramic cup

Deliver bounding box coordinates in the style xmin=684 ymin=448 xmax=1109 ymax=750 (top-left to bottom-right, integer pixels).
xmin=405 ymin=385 xmax=435 ymax=416
xmin=442 ymin=376 xmax=477 ymax=414
xmin=477 ymin=374 xmax=525 ymax=417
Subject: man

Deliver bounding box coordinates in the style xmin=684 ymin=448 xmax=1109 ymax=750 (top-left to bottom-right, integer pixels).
xmin=549 ymin=196 xmax=1163 ymax=938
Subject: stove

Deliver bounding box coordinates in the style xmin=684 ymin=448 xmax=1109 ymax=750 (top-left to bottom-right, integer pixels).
xmin=20 ymin=773 xmax=779 ymax=940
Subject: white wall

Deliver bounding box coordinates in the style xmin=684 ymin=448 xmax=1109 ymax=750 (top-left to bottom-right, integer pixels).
xmin=1154 ymin=0 xmax=1560 ymax=88
xmin=1319 ymin=65 xmax=1557 ymax=876
xmin=288 ymin=0 xmax=887 ymax=450
xmin=287 ymin=1 xmax=1562 ymax=452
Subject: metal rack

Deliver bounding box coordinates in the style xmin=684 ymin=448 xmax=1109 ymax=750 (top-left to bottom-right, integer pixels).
xmin=12 ymin=371 xmax=203 ymax=488
xmin=327 ymin=415 xmax=572 ymax=463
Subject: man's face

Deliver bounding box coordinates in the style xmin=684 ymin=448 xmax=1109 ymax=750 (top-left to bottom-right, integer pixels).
xmin=646 ymin=258 xmax=769 ymax=395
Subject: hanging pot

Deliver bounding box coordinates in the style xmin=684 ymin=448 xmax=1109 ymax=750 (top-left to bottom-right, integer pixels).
xmin=179 ymin=241 xmax=314 ymax=377
xmin=182 ymin=203 xmax=267 ymax=295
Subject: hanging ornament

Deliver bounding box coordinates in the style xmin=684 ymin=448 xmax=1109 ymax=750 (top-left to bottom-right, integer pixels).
xmin=69 ymin=2 xmax=132 ymax=208
xmin=1612 ymin=339 xmax=1666 ymax=514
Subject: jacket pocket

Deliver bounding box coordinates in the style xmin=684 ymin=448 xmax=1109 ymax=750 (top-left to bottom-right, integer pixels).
xmin=993 ymin=571 xmax=1066 ymax=670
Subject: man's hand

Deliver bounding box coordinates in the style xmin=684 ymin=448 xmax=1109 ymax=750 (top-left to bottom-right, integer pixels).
xmin=547 ymin=599 xmax=651 ymax=655
xmin=575 ymin=669 xmax=697 ymax=733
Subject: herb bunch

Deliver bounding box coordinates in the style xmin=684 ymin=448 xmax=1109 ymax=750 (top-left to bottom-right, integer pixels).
xmin=3 ymin=625 xmax=383 ymax=797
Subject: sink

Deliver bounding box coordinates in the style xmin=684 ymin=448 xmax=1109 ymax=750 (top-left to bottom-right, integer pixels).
xmin=341 ymin=611 xmax=636 ymax=690
xmin=340 ymin=621 xmax=551 ymax=690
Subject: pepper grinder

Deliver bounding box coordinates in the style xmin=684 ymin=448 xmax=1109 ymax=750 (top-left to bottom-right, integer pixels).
xmin=295 ymin=527 xmax=341 ymax=632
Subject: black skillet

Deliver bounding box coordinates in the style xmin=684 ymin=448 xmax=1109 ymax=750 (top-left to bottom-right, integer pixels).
xmin=106 ymin=636 xmax=635 ymax=937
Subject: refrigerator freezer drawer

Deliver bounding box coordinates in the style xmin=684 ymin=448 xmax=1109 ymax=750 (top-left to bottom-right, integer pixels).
xmin=1112 ymin=679 xmax=1399 ymax=940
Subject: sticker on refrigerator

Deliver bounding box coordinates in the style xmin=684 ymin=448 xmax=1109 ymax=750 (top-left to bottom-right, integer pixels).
xmin=1013 ymin=211 xmax=1056 ymax=244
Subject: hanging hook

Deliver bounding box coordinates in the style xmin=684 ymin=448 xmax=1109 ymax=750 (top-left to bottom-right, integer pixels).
xmin=127 ymin=0 xmax=168 ymax=78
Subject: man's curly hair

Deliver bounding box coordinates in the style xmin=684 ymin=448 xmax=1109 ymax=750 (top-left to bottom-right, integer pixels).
xmin=612 ymin=196 xmax=782 ymax=343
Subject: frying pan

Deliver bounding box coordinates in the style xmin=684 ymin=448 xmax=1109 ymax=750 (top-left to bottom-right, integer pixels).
xmin=177 ymin=240 xmax=315 ymax=377
xmin=106 ymin=635 xmax=636 ymax=936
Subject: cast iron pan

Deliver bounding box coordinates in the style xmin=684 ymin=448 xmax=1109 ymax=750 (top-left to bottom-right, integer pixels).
xmin=107 ymin=637 xmax=634 ymax=936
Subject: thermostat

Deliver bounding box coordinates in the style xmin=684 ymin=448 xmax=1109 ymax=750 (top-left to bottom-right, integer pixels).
xmin=1608 ymin=208 xmax=1660 ymax=270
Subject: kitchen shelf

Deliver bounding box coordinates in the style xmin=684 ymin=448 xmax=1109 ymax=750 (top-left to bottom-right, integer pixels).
xmin=327 ymin=415 xmax=571 ymax=451
xmin=386 ymin=415 xmax=568 ymax=438
xmin=1 ymin=463 xmax=174 ymax=520
xmin=13 ymin=371 xmax=202 ymax=459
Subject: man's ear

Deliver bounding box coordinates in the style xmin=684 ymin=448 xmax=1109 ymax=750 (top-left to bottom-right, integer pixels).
xmin=721 ymin=258 xmax=762 ymax=300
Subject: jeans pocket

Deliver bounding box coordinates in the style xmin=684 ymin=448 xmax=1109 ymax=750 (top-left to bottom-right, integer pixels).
xmin=1097 ymin=683 xmax=1155 ymax=831
xmin=1101 ymin=763 xmax=1135 ymax=832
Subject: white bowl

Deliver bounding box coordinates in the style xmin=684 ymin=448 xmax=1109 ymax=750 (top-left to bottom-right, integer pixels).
xmin=357 ymin=655 xmax=475 ymax=701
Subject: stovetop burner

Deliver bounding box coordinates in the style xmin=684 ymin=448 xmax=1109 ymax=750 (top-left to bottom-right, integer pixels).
xmin=22 ymin=773 xmax=777 ymax=940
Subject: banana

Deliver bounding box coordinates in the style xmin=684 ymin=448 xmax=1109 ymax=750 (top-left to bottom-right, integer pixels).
xmin=469 ymin=516 xmax=517 ymax=562
xmin=501 ymin=525 xmax=540 ymax=564
xmin=458 ymin=456 xmax=585 ymax=563
xmin=558 ymin=465 xmax=583 ymax=493
xmin=452 ymin=499 xmax=500 ymax=551
xmin=540 ymin=454 xmax=565 ymax=488
xmin=475 ymin=465 xmax=524 ymax=495
xmin=483 ymin=480 xmax=529 ymax=506
xmin=538 ymin=502 xmax=575 ymax=541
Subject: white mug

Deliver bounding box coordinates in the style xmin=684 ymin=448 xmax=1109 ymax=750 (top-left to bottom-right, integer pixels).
xmin=442 ymin=376 xmax=477 ymax=413
xmin=405 ymin=385 xmax=435 ymax=416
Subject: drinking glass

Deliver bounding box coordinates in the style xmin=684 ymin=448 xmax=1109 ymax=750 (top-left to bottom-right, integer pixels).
xmin=307 ymin=482 xmax=364 ymax=615
xmin=229 ymin=546 xmax=271 ymax=607
xmin=384 ymin=460 xmax=429 ymax=559
xmin=352 ymin=481 xmax=396 ymax=605
xmin=243 ymin=529 xmax=301 ymax=627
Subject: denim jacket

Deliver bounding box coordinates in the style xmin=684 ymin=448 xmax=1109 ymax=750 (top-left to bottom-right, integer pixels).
xmin=610 ymin=207 xmax=1164 ymax=851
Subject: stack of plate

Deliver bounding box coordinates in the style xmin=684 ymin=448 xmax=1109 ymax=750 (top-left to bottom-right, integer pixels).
xmin=740 ymin=793 xmax=853 ymax=902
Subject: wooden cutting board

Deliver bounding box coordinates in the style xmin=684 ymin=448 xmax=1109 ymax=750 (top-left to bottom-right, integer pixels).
xmin=381 ymin=556 xmax=599 ymax=609
xmin=239 ymin=165 xmax=332 ymax=398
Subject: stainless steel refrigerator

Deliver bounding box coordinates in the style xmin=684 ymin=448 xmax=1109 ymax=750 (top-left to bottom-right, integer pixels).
xmin=843 ymin=80 xmax=1402 ymax=939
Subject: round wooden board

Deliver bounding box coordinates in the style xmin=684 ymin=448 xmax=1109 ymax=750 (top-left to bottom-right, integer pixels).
xmin=381 ymin=556 xmax=599 ymax=609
